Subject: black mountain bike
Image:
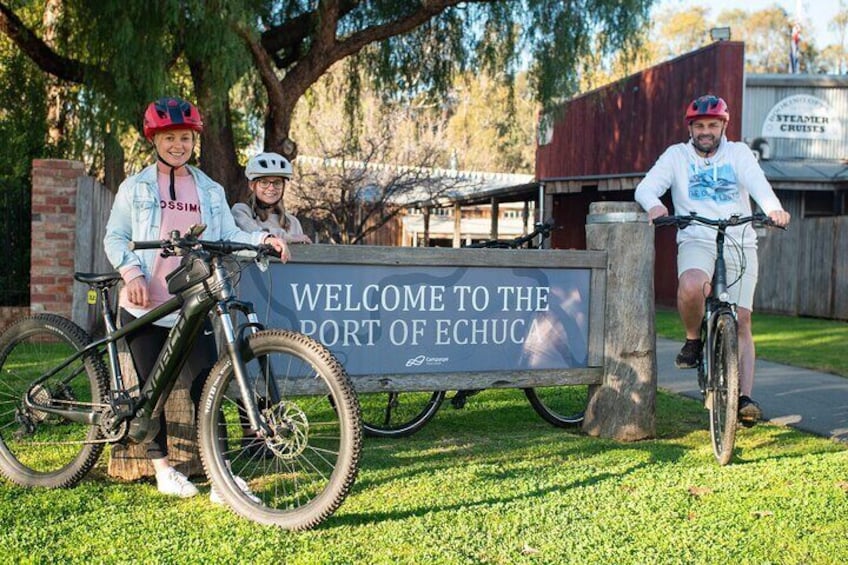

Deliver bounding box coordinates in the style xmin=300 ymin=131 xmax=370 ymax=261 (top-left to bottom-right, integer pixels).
xmin=0 ymin=226 xmax=361 ymax=529
xmin=654 ymin=212 xmax=782 ymax=465
xmin=360 ymin=220 xmax=586 ymax=438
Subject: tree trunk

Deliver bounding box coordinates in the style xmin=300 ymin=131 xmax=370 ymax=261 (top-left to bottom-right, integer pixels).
xmin=264 ymin=95 xmax=299 ymax=162
xmin=103 ymin=131 xmax=125 ymax=194
xmin=189 ymin=60 xmax=245 ymax=205
xmin=42 ymin=0 xmax=66 ymax=152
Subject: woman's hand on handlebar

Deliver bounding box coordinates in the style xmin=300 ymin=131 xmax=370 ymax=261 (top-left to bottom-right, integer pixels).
xmin=647 ymin=204 xmax=669 ymax=225
xmin=262 ymin=235 xmax=290 ymax=263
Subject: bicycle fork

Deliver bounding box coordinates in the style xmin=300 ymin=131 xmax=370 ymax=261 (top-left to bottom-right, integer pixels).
xmin=214 ymin=302 xmax=275 ymax=438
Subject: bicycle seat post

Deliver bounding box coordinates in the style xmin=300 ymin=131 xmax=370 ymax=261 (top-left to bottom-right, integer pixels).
xmin=96 ymin=283 xmax=129 ymax=398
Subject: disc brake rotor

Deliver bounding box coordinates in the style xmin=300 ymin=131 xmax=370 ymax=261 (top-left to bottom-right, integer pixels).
xmin=263 ymin=400 xmax=309 ymax=460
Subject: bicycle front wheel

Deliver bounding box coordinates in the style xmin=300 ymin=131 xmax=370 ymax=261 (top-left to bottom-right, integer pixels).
xmin=0 ymin=315 xmax=107 ymax=488
xmin=198 ymin=329 xmax=361 ymax=530
xmin=523 ymin=386 xmax=586 ymax=428
xmin=360 ymin=391 xmax=445 ymax=438
xmin=708 ymin=313 xmax=739 ymax=465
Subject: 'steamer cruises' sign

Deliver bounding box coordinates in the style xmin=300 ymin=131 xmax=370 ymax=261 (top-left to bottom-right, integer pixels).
xmin=761 ymin=94 xmax=842 ymax=140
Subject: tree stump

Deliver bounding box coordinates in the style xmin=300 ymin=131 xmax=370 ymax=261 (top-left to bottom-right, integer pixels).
xmin=107 ymin=345 xmax=203 ymax=480
xmin=582 ymin=201 xmax=657 ymax=441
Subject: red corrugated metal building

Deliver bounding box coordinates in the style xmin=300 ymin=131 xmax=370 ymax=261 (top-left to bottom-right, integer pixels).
xmin=537 ymin=41 xmax=745 ymax=306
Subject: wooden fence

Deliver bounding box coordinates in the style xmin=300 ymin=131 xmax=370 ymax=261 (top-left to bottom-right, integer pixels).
xmin=756 ymin=216 xmax=848 ymax=320
xmin=71 ymin=176 xmax=115 ymax=330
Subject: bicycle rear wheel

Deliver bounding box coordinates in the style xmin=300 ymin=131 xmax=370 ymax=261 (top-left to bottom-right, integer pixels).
xmin=360 ymin=391 xmax=445 ymax=438
xmin=0 ymin=315 xmax=107 ymax=487
xmin=523 ymin=386 xmax=586 ymax=427
xmin=708 ymin=313 xmax=739 ymax=465
xmin=198 ymin=329 xmax=361 ymax=530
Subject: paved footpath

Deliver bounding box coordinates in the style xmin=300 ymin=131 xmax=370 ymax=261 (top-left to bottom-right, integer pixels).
xmin=656 ymin=338 xmax=848 ymax=442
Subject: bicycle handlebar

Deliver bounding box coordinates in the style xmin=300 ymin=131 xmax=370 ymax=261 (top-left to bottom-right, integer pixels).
xmin=129 ymin=231 xmax=281 ymax=258
xmin=466 ymin=219 xmax=554 ymax=249
xmin=653 ymin=212 xmax=785 ymax=230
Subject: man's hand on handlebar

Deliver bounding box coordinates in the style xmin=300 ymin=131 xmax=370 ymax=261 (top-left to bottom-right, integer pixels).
xmin=767 ymin=210 xmax=791 ymax=228
xmin=647 ymin=204 xmax=669 ymax=225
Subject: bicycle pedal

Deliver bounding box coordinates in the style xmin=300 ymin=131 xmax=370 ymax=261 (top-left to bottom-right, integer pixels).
xmin=703 ymin=392 xmax=713 ymax=411
xmin=739 ymin=417 xmax=758 ymax=428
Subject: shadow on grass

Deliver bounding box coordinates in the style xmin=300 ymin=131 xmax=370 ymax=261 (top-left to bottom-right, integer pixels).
xmin=327 ymin=388 xmax=845 ymax=529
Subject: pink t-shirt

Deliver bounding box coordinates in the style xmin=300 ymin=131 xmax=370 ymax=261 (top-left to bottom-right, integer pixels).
xmin=119 ymin=172 xmax=202 ymax=323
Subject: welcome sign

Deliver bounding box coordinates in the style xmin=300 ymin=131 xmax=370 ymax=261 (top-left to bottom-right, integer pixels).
xmin=761 ymin=94 xmax=842 ymax=140
xmin=239 ymin=256 xmax=592 ymax=376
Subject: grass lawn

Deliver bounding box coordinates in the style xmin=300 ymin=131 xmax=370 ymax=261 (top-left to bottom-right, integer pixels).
xmin=2 ymin=388 xmax=847 ymax=564
xmin=656 ymin=309 xmax=848 ymax=377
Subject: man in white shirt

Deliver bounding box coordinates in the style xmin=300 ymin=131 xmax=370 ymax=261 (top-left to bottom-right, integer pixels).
xmin=634 ymin=94 xmax=791 ymax=425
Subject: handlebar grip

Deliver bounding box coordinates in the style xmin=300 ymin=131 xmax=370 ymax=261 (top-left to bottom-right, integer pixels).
xmin=257 ymin=243 xmax=283 ymax=258
xmin=128 ymin=240 xmax=166 ymax=251
xmin=651 ymin=216 xmax=676 ymax=226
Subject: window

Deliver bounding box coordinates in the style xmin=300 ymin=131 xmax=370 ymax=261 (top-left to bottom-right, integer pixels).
xmin=804 ymin=191 xmax=836 ymax=217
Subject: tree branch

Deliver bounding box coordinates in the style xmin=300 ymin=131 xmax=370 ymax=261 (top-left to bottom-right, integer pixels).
xmin=280 ymin=0 xmax=473 ymax=105
xmin=236 ymin=25 xmax=287 ymax=115
xmin=260 ymin=0 xmax=360 ymax=69
xmin=0 ymin=2 xmax=109 ymax=86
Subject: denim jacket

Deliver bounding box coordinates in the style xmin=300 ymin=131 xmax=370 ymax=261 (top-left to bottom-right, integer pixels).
xmin=104 ymin=164 xmax=265 ymax=278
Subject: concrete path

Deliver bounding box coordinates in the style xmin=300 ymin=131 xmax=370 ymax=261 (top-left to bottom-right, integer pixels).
xmin=656 ymin=338 xmax=848 ymax=442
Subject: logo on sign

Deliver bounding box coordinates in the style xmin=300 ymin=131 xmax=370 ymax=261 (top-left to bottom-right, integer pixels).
xmin=405 ymin=355 xmax=449 ymax=367
xmin=761 ymin=94 xmax=842 ymax=140
xmin=406 ymin=355 xmax=426 ymax=367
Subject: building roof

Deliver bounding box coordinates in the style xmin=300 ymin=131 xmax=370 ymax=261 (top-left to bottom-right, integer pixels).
xmin=296 ymin=154 xmax=535 ymax=207
xmin=760 ymin=159 xmax=848 ymax=190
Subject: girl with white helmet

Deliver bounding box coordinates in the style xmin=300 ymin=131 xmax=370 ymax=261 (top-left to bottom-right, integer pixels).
xmin=232 ymin=152 xmax=312 ymax=244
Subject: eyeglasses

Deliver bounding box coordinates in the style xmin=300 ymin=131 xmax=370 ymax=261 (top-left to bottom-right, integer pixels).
xmin=255 ymin=179 xmax=286 ymax=190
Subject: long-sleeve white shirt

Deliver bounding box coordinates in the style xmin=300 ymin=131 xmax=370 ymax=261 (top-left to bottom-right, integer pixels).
xmin=634 ymin=137 xmax=784 ymax=247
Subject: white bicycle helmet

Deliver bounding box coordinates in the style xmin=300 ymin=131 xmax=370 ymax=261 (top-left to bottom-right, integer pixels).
xmin=245 ymin=152 xmax=293 ymax=180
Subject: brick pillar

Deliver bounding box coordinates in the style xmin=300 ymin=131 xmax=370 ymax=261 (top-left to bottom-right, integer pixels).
xmin=30 ymin=159 xmax=85 ymax=318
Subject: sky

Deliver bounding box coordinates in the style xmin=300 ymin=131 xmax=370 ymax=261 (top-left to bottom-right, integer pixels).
xmin=652 ymin=0 xmax=845 ymax=49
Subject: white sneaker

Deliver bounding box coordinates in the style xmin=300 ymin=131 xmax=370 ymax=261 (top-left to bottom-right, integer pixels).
xmin=210 ymin=474 xmax=261 ymax=505
xmin=155 ymin=467 xmax=199 ymax=498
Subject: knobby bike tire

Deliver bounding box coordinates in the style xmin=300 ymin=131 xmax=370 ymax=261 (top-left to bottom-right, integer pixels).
xmin=198 ymin=329 xmax=362 ymax=530
xmin=709 ymin=313 xmax=739 ymax=465
xmin=360 ymin=391 xmax=446 ymax=438
xmin=0 ymin=315 xmax=107 ymax=488
xmin=523 ymin=386 xmax=586 ymax=428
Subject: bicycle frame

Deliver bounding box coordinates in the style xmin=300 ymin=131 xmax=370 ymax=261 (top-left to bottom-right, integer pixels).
xmin=699 ymin=224 xmax=737 ymax=393
xmin=23 ymin=250 xmax=271 ymax=444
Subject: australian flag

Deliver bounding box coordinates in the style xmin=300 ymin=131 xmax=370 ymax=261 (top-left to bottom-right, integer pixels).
xmin=789 ymin=24 xmax=801 ymax=73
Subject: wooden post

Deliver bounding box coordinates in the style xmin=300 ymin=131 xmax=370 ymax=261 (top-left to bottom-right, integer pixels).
xmin=582 ymin=201 xmax=656 ymax=440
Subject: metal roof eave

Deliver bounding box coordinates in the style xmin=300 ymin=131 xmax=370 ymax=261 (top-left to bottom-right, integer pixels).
xmin=409 ymin=181 xmax=540 ymax=208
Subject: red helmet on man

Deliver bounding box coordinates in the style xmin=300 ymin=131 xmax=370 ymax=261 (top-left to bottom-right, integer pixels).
xmin=685 ymin=95 xmax=730 ymax=123
xmin=143 ymin=96 xmax=204 ymax=140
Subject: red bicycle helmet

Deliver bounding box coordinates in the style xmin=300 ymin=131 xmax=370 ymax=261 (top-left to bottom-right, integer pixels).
xmin=685 ymin=95 xmax=730 ymax=123
xmin=143 ymin=96 xmax=204 ymax=140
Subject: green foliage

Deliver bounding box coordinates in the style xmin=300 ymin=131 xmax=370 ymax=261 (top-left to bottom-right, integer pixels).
xmin=1 ymin=389 xmax=846 ymax=563
xmin=0 ymin=28 xmax=47 ymax=306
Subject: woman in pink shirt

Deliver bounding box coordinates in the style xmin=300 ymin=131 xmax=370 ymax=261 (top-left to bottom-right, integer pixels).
xmin=104 ymin=97 xmax=286 ymax=499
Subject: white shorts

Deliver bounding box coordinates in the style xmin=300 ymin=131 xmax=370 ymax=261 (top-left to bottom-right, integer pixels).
xmin=677 ymin=239 xmax=758 ymax=310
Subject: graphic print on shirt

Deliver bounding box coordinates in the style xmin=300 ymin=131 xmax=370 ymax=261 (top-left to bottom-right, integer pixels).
xmin=687 ymin=163 xmax=739 ymax=204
